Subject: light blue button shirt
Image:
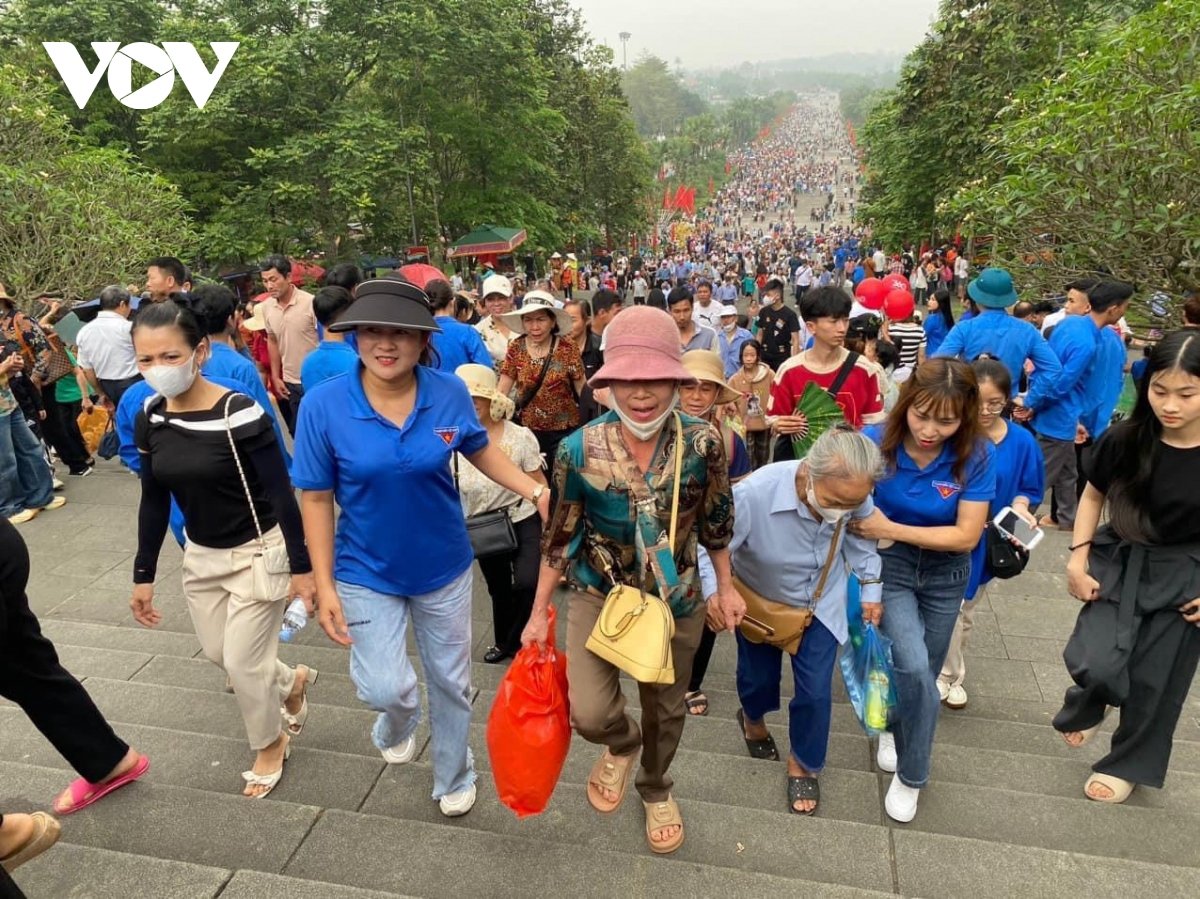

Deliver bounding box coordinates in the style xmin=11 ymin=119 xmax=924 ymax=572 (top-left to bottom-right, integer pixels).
xmin=698 ymin=460 xmax=882 ymax=645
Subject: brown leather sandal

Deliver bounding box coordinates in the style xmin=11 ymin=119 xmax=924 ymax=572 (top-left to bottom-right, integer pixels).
xmin=644 ymin=795 xmax=685 ymax=854
xmin=586 ymin=748 xmax=637 ymax=814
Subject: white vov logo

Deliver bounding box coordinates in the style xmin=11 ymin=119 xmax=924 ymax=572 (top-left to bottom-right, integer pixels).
xmin=42 ymin=41 xmax=239 ymax=110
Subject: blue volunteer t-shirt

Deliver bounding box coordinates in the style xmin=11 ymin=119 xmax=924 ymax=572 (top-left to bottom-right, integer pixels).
xmin=864 ymin=424 xmax=996 ymax=528
xmin=300 ymin=340 xmax=359 ymax=393
xmin=291 ymin=364 xmax=488 ymax=596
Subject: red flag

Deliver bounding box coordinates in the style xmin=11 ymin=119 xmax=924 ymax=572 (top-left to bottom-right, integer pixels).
xmin=673 ymin=185 xmax=688 ymax=209
xmin=686 ymin=188 xmax=697 ymax=214
xmin=662 ymin=188 xmax=673 ymax=210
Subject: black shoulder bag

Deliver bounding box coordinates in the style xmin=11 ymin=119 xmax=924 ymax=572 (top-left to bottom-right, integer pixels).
xmin=984 ymin=524 xmax=1029 ymax=579
xmin=513 ymin=335 xmax=558 ymax=425
xmin=453 ymin=453 xmax=519 ymax=559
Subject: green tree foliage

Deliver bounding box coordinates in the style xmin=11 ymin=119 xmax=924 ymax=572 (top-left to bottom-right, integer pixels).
xmin=0 ymin=0 xmax=652 ymax=269
xmin=856 ymin=0 xmax=1158 ymax=249
xmin=621 ymin=54 xmax=707 ymax=137
xmin=947 ymin=0 xmax=1200 ymax=308
xmin=0 ymin=64 xmax=195 ymax=300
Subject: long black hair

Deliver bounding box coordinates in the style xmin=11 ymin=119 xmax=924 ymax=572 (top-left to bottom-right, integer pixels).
xmin=930 ymin=286 xmax=955 ymax=330
xmin=131 ymin=297 xmax=205 ymax=348
xmin=1105 ymin=330 xmax=1200 ymax=542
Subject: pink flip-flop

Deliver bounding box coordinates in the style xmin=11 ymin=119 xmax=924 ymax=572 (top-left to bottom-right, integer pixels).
xmin=52 ymin=754 xmax=150 ymax=815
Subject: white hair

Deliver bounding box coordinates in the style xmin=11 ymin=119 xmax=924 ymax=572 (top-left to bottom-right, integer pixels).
xmin=805 ymin=427 xmax=885 ymax=482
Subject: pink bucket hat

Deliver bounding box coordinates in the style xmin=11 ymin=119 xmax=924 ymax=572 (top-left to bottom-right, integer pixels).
xmin=589 ymin=306 xmax=695 ymax=389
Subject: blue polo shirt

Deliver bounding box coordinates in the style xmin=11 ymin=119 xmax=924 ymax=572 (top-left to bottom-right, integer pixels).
xmin=203 ymin=342 xmax=290 ymax=468
xmin=1025 ymin=314 xmax=1100 ymax=441
xmin=429 ymin=316 xmax=492 ymax=372
xmin=1079 ymin=326 xmax=1126 ymax=440
xmin=291 ymin=365 xmax=488 ymax=596
xmin=300 ymin=340 xmax=358 ymax=392
xmin=935 ymin=310 xmax=1063 ymax=397
xmin=864 ymin=425 xmax=995 ymax=528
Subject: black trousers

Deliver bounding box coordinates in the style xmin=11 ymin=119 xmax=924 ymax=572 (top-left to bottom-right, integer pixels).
xmin=38 ymin=385 xmax=90 ymax=472
xmin=277 ymin=381 xmax=305 ymax=437
xmin=689 ymin=626 xmax=718 ymax=693
xmin=477 ymin=514 xmax=541 ymax=654
xmin=97 ymin=374 xmax=142 ymax=412
xmin=0 ymin=865 xmax=25 ymax=898
xmin=0 ymin=519 xmax=129 ymax=784
xmin=531 ymin=427 xmax=575 ymax=469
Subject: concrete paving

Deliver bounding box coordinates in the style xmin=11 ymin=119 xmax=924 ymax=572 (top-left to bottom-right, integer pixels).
xmin=3 ymin=461 xmax=1199 ymax=898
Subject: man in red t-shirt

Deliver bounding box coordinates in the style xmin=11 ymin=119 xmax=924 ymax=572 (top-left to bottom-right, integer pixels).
xmin=768 ymin=288 xmax=884 ymax=458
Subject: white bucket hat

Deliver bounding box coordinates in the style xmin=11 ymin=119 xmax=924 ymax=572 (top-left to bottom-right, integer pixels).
xmin=499 ymin=290 xmax=574 ymax=335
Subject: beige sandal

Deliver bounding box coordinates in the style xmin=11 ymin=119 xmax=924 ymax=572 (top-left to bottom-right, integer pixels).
xmin=1084 ymin=772 xmax=1135 ymax=804
xmin=586 ymin=749 xmax=637 ymax=814
xmin=1061 ymin=708 xmax=1110 ymax=749
xmin=0 ymin=812 xmax=61 ymax=873
xmin=644 ymin=795 xmax=685 ymax=854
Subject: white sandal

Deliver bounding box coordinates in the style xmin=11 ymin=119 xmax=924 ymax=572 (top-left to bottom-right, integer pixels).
xmin=242 ymin=738 xmax=291 ymax=799
xmin=281 ymin=666 xmax=319 ymax=736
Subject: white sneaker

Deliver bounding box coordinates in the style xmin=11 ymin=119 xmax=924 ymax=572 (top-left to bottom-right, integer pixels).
xmin=380 ymin=735 xmax=416 ymax=765
xmin=936 ymin=679 xmax=950 ymax=702
xmin=876 ymin=732 xmax=897 ymax=773
xmin=439 ymin=782 xmax=477 ymax=817
xmin=52 ymin=477 xmax=64 ymax=491
xmin=40 ymin=496 xmax=66 ymax=512
xmin=885 ymin=773 xmax=920 ymax=823
xmin=946 ymin=684 xmax=968 ymax=709
xmin=7 ymin=509 xmax=38 ymax=524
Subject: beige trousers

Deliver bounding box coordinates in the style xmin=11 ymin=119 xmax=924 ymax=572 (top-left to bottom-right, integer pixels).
xmin=181 ymin=526 xmax=296 ymax=750
xmin=938 ymin=597 xmax=979 ymax=688
xmin=565 ymin=589 xmax=707 ymax=802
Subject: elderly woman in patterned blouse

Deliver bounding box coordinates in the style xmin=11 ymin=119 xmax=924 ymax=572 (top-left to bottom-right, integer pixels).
xmin=521 ymin=305 xmax=745 ymax=856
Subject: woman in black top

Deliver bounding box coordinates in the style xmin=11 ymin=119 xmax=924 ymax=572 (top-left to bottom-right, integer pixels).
xmin=1055 ymin=331 xmax=1200 ymax=803
xmin=129 ymin=301 xmax=316 ymax=800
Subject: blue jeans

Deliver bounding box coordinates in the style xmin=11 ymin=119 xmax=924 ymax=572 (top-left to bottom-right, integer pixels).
xmin=736 ymin=618 xmax=839 ymax=773
xmin=879 ymin=542 xmax=971 ymax=788
xmin=337 ymin=568 xmax=475 ymax=799
xmin=0 ymin=410 xmax=53 ymax=519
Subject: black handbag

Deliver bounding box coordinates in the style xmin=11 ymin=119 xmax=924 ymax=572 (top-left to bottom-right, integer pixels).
xmin=985 ymin=522 xmax=1029 ymax=580
xmin=453 ymin=454 xmax=518 ymax=558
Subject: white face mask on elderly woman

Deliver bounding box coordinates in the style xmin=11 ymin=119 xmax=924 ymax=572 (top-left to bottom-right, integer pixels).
xmin=612 ymin=390 xmax=679 ymax=441
xmin=807 ymin=476 xmax=849 ymax=525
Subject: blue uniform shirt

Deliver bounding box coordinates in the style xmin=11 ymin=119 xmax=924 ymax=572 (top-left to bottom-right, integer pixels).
xmin=717 ymin=326 xmax=754 ymax=377
xmin=291 ymin=365 xmax=488 ymax=596
xmin=203 ymin=342 xmax=290 ymax=468
xmin=864 ymin=425 xmax=996 ymax=528
xmin=300 ymin=340 xmax=358 ymax=392
xmin=1079 ymin=326 xmax=1126 ymax=440
xmin=429 ymin=316 xmax=492 ymax=373
xmin=924 ymin=314 xmax=949 ymax=357
xmin=697 ymin=460 xmax=883 ymax=645
xmin=966 ymin=422 xmax=1044 ymax=600
xmin=935 ymin=310 xmax=1063 ymax=397
xmin=1025 ymin=315 xmax=1101 ymax=441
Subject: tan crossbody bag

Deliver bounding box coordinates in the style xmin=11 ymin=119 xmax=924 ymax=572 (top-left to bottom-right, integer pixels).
xmin=735 ymin=517 xmax=846 ymax=655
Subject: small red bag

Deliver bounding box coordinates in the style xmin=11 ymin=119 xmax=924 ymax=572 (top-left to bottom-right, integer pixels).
xmin=486 ymin=606 xmax=570 ymax=818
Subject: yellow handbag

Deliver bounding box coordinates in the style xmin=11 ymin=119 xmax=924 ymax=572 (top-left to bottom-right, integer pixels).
xmin=585 ymin=415 xmax=684 ymax=685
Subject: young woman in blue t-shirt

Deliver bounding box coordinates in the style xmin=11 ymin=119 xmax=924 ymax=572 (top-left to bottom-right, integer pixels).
xmin=850 ymin=358 xmax=996 ymax=822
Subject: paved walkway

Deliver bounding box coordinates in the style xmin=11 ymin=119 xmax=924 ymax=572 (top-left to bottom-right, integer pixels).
xmin=3 ymin=460 xmax=1200 ymax=898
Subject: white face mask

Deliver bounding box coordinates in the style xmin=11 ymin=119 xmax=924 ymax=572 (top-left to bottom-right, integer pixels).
xmin=613 ymin=390 xmax=679 ymax=442
xmin=806 ymin=476 xmax=848 ymax=525
xmin=143 ymin=353 xmax=198 ymax=399
xmin=722 ymin=320 xmax=737 ymax=333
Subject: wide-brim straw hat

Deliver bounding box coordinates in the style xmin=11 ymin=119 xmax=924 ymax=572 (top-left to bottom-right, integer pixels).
xmin=681 ymin=350 xmax=742 ymax=405
xmin=498 ymin=291 xmax=573 ymax=335
xmin=329 ymin=278 xmax=441 ymax=332
xmin=455 ymin=363 xmax=514 ymax=420
xmin=242 ymin=304 xmax=268 ymax=331
xmin=589 ymin=306 xmax=695 ymax=389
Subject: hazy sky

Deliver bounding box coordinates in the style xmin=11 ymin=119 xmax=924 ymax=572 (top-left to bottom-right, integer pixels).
xmin=571 ymin=0 xmax=941 ymax=70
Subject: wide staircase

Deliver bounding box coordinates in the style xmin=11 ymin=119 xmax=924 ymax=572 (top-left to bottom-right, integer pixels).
xmin=4 ymin=470 xmax=1200 ymax=897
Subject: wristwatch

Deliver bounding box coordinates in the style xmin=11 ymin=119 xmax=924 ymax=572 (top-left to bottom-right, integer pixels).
xmin=529 ymin=485 xmax=546 ymax=504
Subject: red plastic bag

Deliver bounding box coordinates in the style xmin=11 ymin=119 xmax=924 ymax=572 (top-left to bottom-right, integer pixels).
xmin=486 ymin=606 xmax=570 ymax=818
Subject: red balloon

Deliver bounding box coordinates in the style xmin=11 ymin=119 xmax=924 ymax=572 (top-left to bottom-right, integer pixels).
xmin=882 ymin=273 xmax=910 ymax=294
xmin=883 ymin=289 xmax=916 ymax=321
xmin=855 ymin=277 xmax=888 ymax=310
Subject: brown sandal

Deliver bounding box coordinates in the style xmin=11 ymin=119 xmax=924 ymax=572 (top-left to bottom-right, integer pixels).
xmin=586 ymin=749 xmax=637 ymax=814
xmin=644 ymin=795 xmax=685 ymax=854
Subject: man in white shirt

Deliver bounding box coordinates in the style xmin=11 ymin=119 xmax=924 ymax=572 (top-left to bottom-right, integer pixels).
xmin=954 ymin=254 xmax=970 ymax=300
xmin=872 ymin=247 xmax=886 ymax=275
xmin=76 ymin=286 xmax=141 ymax=409
xmin=632 ymin=272 xmax=648 ymax=304
xmin=692 ymin=280 xmax=722 ymax=330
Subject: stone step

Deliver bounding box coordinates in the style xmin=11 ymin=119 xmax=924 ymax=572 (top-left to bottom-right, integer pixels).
xmin=282 ymin=808 xmax=895 ymax=898
xmin=12 ymin=842 xmax=229 ymax=899
xmin=0 ymin=759 xmax=318 ymax=873
xmin=219 ymin=871 xmax=418 ymax=899
xmin=893 ymin=830 xmax=1200 ymax=899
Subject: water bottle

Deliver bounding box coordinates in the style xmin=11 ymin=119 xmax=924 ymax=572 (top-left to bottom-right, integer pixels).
xmin=279 ymin=598 xmax=308 ymax=642
xmin=865 ymin=669 xmax=890 ymax=732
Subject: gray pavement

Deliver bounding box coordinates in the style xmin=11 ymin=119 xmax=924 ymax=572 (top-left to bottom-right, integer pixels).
xmin=3 ymin=461 xmax=1200 ymax=898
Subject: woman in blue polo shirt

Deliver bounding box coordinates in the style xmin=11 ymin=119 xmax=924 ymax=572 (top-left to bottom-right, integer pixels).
xmin=849 ymin=358 xmax=995 ymax=823
xmin=292 ymin=277 xmax=550 ymax=819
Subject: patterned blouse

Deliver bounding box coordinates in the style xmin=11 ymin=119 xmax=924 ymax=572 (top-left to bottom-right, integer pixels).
xmin=499 ymin=335 xmax=584 ymax=433
xmin=0 ymin=309 xmax=53 ymax=383
xmin=541 ymin=411 xmax=735 ymax=618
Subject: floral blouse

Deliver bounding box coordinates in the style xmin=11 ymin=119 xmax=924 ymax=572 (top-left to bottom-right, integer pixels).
xmin=499 ymin=335 xmax=584 ymax=433
xmin=541 ymin=411 xmax=734 ymax=618
xmin=0 ymin=309 xmax=53 ymax=383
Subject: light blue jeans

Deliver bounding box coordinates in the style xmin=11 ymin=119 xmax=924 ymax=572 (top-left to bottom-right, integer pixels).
xmin=337 ymin=568 xmax=475 ymax=799
xmin=0 ymin=410 xmax=53 ymax=519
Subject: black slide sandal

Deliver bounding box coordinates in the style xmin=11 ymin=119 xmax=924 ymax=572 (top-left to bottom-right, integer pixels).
xmin=788 ymin=775 xmax=819 ymax=815
xmin=737 ymin=709 xmax=779 ymax=760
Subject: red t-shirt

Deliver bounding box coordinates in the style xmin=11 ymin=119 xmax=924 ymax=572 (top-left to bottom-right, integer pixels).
xmin=768 ymin=352 xmax=883 ymax=429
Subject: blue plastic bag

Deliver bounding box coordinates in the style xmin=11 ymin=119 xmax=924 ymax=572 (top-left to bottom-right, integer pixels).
xmin=840 ymin=621 xmax=898 ymax=736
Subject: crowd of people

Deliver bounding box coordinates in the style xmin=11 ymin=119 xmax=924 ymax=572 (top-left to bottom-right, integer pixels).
xmin=2 ymin=96 xmax=1199 ymax=888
